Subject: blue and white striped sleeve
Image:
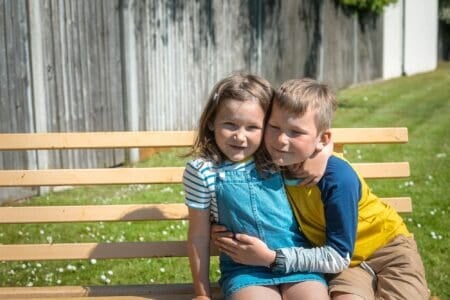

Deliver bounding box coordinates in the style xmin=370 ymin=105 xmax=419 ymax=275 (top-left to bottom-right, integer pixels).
xmin=183 ymin=161 xmax=212 ymax=210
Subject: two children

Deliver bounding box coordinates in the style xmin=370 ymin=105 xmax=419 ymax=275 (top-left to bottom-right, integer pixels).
xmin=183 ymin=74 xmax=329 ymax=299
xmin=213 ymin=78 xmax=430 ymax=299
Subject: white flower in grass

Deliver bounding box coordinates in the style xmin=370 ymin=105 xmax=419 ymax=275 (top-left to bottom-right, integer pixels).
xmin=57 ymin=268 xmax=64 ymax=273
xmin=139 ymin=236 xmax=145 ymax=242
xmin=56 ymin=279 xmax=62 ymax=284
xmin=436 ymin=153 xmax=446 ymax=158
xmin=107 ymin=270 xmax=114 ymax=276
xmin=8 ymin=270 xmax=15 ymax=275
xmin=216 ymin=269 xmax=221 ymax=274
xmin=21 ymin=264 xmax=26 ymax=269
xmin=100 ymin=274 xmax=107 ymax=281
xmin=407 ymin=218 xmax=413 ymax=222
xmin=85 ymin=226 xmax=91 ymax=232
xmin=162 ymin=231 xmax=168 ymax=235
xmin=36 ymin=263 xmax=42 ymax=268
xmin=430 ymin=231 xmax=437 ymax=239
xmin=417 ymin=223 xmax=422 ymax=228
xmin=161 ymin=187 xmax=173 ymax=193
xmin=39 ymin=230 xmax=45 ymax=235
xmin=179 ymin=191 xmax=185 ymax=196
xmin=66 ymin=264 xmax=77 ymax=271
xmin=150 ymin=279 xmax=154 ymax=283
xmin=46 ymin=236 xmax=53 ymax=244
xmin=18 ymin=231 xmax=23 ymax=236
xmin=90 ymin=259 xmax=97 ymax=265
xmin=26 ymin=282 xmax=33 ymax=287
xmin=159 ymin=267 xmax=166 ymax=273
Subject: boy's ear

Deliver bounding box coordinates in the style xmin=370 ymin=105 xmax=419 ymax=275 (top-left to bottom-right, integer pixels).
xmin=316 ymin=130 xmax=332 ymax=151
xmin=207 ymin=122 xmax=214 ymax=131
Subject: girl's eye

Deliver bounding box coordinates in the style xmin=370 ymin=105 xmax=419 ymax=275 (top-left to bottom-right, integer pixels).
xmin=248 ymin=125 xmax=262 ymax=131
xmin=268 ymin=124 xmax=279 ymax=130
xmin=223 ymin=122 xmax=236 ymax=129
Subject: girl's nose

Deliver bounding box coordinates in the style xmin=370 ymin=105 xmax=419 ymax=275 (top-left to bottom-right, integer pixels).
xmin=235 ymin=130 xmax=245 ymax=142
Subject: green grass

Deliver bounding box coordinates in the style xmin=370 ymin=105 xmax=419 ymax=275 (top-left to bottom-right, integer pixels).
xmin=1 ymin=63 xmax=449 ymax=298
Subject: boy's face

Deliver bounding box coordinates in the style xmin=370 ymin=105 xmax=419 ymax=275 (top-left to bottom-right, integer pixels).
xmin=264 ymin=103 xmax=325 ymax=166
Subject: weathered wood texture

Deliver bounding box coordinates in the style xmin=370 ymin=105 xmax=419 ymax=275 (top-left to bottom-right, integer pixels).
xmin=0 ymin=0 xmax=383 ymax=202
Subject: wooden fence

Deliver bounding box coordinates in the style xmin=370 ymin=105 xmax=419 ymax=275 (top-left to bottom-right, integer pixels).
xmin=0 ymin=0 xmax=382 ymax=202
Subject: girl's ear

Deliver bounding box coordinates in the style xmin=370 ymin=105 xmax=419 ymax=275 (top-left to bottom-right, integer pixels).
xmin=316 ymin=130 xmax=331 ymax=151
xmin=207 ymin=122 xmax=214 ymax=131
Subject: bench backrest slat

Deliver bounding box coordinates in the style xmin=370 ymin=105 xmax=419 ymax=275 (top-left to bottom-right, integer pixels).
xmin=0 ymin=128 xmax=407 ymax=150
xmin=0 ymin=198 xmax=412 ymax=225
xmin=0 ymin=162 xmax=409 ymax=187
xmin=0 ymin=241 xmax=190 ymax=261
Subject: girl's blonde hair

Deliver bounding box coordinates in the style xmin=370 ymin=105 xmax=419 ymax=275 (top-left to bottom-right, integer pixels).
xmin=190 ymin=72 xmax=273 ymax=169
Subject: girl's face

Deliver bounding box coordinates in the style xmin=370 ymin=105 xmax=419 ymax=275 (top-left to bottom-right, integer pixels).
xmin=211 ymin=98 xmax=265 ymax=162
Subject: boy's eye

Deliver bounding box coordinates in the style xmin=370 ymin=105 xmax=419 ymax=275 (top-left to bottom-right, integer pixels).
xmin=268 ymin=124 xmax=280 ymax=130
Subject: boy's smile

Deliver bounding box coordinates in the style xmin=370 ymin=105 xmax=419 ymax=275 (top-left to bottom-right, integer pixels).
xmin=265 ymin=103 xmax=325 ymax=166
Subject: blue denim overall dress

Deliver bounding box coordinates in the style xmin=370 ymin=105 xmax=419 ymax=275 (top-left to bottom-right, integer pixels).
xmin=215 ymin=167 xmax=326 ymax=298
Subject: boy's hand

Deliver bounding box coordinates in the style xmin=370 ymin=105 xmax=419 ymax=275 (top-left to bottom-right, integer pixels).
xmin=214 ymin=233 xmax=276 ymax=267
xmin=192 ymin=296 xmax=211 ymax=300
xmin=288 ymin=140 xmax=333 ymax=186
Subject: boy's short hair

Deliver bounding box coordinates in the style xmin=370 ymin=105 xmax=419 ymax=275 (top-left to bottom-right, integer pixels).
xmin=274 ymin=78 xmax=337 ymax=133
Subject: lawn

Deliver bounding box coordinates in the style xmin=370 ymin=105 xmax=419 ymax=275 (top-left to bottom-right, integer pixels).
xmin=1 ymin=62 xmax=449 ymax=298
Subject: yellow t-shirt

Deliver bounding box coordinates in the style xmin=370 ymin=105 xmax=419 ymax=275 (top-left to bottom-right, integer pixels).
xmin=286 ymin=155 xmax=410 ymax=266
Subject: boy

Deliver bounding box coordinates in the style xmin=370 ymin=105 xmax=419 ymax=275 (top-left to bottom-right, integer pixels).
xmin=213 ymin=78 xmax=429 ymax=299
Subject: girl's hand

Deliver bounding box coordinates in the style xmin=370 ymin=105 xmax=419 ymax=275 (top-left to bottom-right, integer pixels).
xmin=210 ymin=224 xmax=234 ymax=241
xmin=192 ymin=296 xmax=211 ymax=300
xmin=215 ymin=233 xmax=276 ymax=267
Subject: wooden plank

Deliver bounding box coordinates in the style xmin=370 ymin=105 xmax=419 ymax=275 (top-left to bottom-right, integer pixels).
xmin=0 ymin=167 xmax=184 ymax=186
xmin=0 ymin=241 xmax=189 ymax=261
xmin=0 ymin=132 xmax=196 ymax=150
xmin=0 ymin=198 xmax=410 ymax=224
xmin=0 ymin=204 xmax=188 ymax=223
xmin=0 ymin=162 xmax=409 ymax=187
xmin=0 ymin=128 xmax=407 ymax=151
xmin=0 ymin=283 xmax=223 ymax=299
xmin=353 ymin=162 xmax=410 ymax=178
xmin=332 ymin=127 xmax=408 ymax=144
xmin=382 ymin=197 xmax=412 ymax=213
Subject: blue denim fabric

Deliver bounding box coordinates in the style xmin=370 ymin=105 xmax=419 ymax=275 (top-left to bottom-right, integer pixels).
xmin=216 ymin=168 xmax=326 ymax=298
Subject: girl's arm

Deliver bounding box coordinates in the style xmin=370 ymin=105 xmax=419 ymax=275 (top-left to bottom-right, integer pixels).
xmin=188 ymin=208 xmax=212 ymax=299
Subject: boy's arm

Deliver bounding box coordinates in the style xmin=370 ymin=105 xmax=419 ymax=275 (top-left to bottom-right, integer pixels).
xmin=287 ymin=139 xmax=333 ymax=186
xmin=214 ymin=158 xmax=359 ymax=274
xmin=188 ymin=208 xmax=211 ymax=298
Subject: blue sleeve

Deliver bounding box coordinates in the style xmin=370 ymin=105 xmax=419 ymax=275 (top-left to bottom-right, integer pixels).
xmin=317 ymin=156 xmax=361 ymax=259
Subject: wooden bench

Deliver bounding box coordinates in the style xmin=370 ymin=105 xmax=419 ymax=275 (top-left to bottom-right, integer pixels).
xmin=0 ymin=129 xmax=414 ymax=299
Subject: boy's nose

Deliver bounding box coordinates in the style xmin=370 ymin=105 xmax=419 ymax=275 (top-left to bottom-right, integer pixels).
xmin=276 ymin=132 xmax=289 ymax=145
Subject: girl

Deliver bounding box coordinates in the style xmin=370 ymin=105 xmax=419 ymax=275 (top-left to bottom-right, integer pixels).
xmin=183 ymin=73 xmax=329 ymax=300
